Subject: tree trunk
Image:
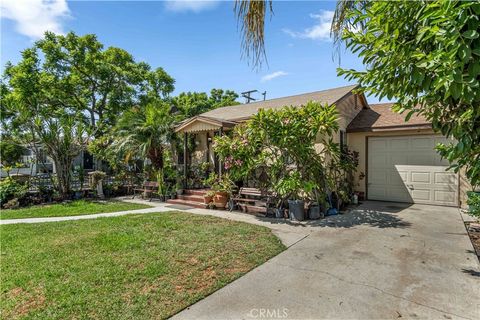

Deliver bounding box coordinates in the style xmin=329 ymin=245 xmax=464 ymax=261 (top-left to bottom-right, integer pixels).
xmin=52 ymin=153 xmax=74 ymax=200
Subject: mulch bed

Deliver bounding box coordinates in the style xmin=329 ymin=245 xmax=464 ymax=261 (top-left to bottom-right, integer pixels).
xmin=465 ymin=222 xmax=480 ymax=261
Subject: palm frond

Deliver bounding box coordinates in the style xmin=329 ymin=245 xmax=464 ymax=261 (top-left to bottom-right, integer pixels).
xmin=234 ymin=0 xmax=273 ymax=69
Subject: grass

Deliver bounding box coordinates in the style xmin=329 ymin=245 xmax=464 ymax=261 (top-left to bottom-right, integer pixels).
xmin=0 ymin=212 xmax=285 ymax=319
xmin=0 ymin=199 xmax=152 ymax=220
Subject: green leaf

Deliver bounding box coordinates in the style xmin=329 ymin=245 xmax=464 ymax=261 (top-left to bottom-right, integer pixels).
xmin=463 ymin=30 xmax=479 ymax=39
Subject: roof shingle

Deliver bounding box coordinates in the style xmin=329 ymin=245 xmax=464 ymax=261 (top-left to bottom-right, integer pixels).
xmin=199 ymin=84 xmax=358 ymax=121
xmin=347 ymin=103 xmax=430 ymax=132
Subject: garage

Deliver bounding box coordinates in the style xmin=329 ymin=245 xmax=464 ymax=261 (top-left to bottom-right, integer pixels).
xmin=367 ymin=135 xmax=458 ymax=206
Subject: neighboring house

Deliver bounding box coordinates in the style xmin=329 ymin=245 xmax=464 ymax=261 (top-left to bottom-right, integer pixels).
xmin=175 ymin=84 xmax=469 ymax=208
xmin=0 ymin=148 xmax=95 ymax=178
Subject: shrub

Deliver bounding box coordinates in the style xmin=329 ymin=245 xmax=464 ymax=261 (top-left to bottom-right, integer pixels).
xmin=0 ymin=178 xmax=28 ymax=207
xmin=467 ymin=192 xmax=480 ymax=219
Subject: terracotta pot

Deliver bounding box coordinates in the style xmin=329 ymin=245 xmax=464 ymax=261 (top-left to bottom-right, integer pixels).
xmin=204 ymin=195 xmax=213 ymax=204
xmin=213 ymin=191 xmax=228 ymax=208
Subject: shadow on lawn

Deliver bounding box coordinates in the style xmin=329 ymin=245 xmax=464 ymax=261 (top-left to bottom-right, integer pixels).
xmin=255 ymin=207 xmax=412 ymax=229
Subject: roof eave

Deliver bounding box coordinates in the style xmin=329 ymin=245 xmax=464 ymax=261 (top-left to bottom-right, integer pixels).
xmin=346 ymin=123 xmax=432 ymax=133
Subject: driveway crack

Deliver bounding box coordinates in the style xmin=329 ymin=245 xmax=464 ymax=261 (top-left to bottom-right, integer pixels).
xmin=276 ymin=262 xmax=473 ymax=320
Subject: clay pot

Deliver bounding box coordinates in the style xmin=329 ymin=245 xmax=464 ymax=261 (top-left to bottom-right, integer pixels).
xmin=213 ymin=191 xmax=228 ymax=208
xmin=204 ymin=195 xmax=213 ymax=204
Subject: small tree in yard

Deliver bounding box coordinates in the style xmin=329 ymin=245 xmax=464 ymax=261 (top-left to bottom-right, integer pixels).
xmin=332 ymin=0 xmax=480 ymax=188
xmin=108 ymin=102 xmax=177 ymax=181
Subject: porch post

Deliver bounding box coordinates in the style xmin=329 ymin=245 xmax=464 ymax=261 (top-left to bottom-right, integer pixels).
xmin=183 ymin=132 xmax=188 ymax=189
xmin=218 ymin=127 xmax=223 ymax=177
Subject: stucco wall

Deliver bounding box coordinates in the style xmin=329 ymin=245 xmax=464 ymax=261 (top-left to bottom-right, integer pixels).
xmin=347 ymin=129 xmax=470 ymax=207
xmin=315 ymin=93 xmax=365 ymax=148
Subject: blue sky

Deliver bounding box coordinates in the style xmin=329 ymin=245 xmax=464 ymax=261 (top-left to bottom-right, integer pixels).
xmin=1 ymin=0 xmax=382 ymax=103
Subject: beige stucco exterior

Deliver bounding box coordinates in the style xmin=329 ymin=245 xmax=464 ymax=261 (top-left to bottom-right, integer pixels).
xmin=347 ymin=129 xmax=470 ymax=208
xmin=314 ymin=92 xmax=366 ymax=151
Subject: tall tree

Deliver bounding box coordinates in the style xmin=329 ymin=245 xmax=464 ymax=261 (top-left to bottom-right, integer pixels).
xmin=1 ymin=47 xmax=90 ymax=197
xmin=35 ymin=32 xmax=175 ymax=135
xmin=331 ymin=0 xmax=480 ymax=187
xmin=1 ymin=32 xmax=175 ymax=197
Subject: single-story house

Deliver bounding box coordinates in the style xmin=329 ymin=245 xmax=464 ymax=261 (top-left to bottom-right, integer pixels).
xmin=175 ymin=84 xmax=469 ymax=208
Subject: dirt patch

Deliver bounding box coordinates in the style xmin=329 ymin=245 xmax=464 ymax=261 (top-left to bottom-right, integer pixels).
xmin=465 ymin=222 xmax=480 ymax=261
xmin=4 ymin=286 xmax=46 ymax=319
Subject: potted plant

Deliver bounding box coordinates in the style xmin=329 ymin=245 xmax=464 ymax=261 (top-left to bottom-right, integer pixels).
xmin=203 ymin=190 xmax=215 ymax=204
xmin=277 ymin=172 xmax=306 ymax=221
xmin=208 ymin=174 xmax=236 ymax=209
xmin=306 ymin=182 xmax=325 ymax=220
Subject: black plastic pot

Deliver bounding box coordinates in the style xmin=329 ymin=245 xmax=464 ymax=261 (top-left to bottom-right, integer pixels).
xmin=288 ymin=200 xmax=305 ymax=221
xmin=308 ymin=205 xmax=323 ymax=220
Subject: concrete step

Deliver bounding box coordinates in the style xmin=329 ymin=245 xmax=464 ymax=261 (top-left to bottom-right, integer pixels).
xmin=183 ymin=189 xmax=211 ymax=196
xmin=177 ymin=194 xmax=205 ymax=202
xmin=166 ymin=198 xmax=208 ymax=209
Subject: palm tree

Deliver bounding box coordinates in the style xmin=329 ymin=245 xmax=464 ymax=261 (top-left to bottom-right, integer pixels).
xmin=111 ymin=102 xmax=176 ymax=175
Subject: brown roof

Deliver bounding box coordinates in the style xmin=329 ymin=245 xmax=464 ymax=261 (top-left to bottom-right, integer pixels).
xmin=199 ymin=84 xmax=359 ymax=121
xmin=347 ymin=103 xmax=431 ymax=132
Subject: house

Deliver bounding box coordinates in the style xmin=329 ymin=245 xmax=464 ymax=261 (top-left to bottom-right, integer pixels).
xmin=0 ymin=147 xmax=95 ymax=178
xmin=174 ymin=84 xmax=469 ymax=208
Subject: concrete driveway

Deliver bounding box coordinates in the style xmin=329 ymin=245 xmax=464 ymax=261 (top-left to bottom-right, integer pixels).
xmin=173 ymin=201 xmax=480 ymax=320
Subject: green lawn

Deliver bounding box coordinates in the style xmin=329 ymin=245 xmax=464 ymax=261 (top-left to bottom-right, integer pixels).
xmin=1 ymin=212 xmax=285 ymax=319
xmin=0 ymin=200 xmax=152 ymax=220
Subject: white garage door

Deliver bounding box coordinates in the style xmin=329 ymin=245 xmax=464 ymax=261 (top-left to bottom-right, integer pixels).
xmin=367 ymin=135 xmax=458 ymax=206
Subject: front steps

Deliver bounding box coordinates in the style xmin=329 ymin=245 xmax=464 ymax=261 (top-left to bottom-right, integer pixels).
xmin=166 ymin=189 xmax=210 ymax=209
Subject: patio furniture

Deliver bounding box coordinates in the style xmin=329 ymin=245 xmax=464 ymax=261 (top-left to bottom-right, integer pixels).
xmin=232 ymin=187 xmax=272 ymax=215
xmin=133 ymin=181 xmax=159 ymax=201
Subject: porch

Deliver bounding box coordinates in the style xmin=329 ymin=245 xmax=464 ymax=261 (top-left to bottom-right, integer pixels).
xmin=174 ymin=116 xmax=237 ymax=188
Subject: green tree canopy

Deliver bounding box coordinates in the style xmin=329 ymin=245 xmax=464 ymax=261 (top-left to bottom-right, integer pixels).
xmin=172 ymin=89 xmax=239 ymax=120
xmin=0 ymin=136 xmax=26 ymax=167
xmin=31 ymin=31 xmax=175 ymax=135
xmin=333 ymin=0 xmax=480 ymax=187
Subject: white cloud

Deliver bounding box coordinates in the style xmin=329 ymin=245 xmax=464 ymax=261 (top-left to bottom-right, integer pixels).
xmin=261 ymin=71 xmax=288 ymax=82
xmin=164 ymin=1 xmax=220 ymax=13
xmin=283 ymin=10 xmax=334 ymax=41
xmin=1 ymin=0 xmax=70 ymax=39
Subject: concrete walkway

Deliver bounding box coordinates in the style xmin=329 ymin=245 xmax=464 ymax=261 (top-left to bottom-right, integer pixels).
xmin=172 ymin=202 xmax=480 ymax=320
xmin=0 ymin=197 xmax=315 ymax=246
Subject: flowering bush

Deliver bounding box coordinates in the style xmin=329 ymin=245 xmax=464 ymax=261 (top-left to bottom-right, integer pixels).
xmin=213 ymin=101 xmax=343 ymax=205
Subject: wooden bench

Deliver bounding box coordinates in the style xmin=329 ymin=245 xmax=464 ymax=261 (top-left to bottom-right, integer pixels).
xmin=133 ymin=181 xmax=159 ymax=201
xmin=232 ymin=187 xmax=271 ymax=215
